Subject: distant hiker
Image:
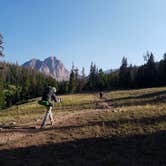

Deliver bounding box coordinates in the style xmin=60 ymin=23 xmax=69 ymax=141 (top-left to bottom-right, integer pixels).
xmin=38 ymin=86 xmax=60 ymax=128
xmin=99 ymin=91 xmax=103 ymax=99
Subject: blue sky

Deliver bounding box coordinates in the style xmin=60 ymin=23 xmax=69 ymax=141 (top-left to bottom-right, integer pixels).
xmin=1 ymin=0 xmax=166 ymax=73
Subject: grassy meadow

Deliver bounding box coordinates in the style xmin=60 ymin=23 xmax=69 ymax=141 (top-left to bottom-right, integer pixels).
xmin=0 ymin=87 xmax=166 ymax=165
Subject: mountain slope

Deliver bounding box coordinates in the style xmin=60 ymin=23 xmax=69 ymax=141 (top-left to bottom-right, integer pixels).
xmin=22 ymin=56 xmax=69 ymax=81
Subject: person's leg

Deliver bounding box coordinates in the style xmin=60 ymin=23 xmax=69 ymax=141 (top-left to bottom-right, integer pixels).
xmin=49 ymin=107 xmax=54 ymax=126
xmin=40 ymin=106 xmax=51 ymax=128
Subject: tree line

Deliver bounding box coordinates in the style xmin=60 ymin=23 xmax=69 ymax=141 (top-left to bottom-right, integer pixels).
xmin=63 ymin=52 xmax=166 ymax=93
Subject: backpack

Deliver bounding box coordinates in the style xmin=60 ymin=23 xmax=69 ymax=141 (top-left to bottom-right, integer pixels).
xmin=38 ymin=100 xmax=52 ymax=106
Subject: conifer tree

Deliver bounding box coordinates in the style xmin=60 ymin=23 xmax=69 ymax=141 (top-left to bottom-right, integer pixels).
xmin=144 ymin=52 xmax=157 ymax=86
xmin=0 ymin=33 xmax=4 ymax=57
xmin=0 ymin=34 xmax=4 ymax=109
xmin=119 ymin=57 xmax=131 ymax=87
xmin=69 ymin=69 xmax=76 ymax=93
xmin=97 ymin=69 xmax=105 ymax=90
xmin=87 ymin=62 xmax=98 ymax=91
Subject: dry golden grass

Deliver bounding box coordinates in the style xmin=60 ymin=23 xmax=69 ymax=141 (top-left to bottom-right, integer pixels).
xmin=1 ymin=87 xmax=166 ymax=165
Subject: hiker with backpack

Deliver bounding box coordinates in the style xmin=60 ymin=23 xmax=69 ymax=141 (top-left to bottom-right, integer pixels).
xmin=99 ymin=91 xmax=104 ymax=99
xmin=38 ymin=86 xmax=60 ymax=128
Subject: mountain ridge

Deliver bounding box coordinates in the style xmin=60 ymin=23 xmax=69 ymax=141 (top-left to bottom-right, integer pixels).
xmin=22 ymin=56 xmax=70 ymax=81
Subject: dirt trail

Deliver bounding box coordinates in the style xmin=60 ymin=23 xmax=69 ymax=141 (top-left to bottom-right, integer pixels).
xmin=0 ymin=107 xmax=113 ymax=150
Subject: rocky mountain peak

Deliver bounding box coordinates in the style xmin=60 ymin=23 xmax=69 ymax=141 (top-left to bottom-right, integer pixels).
xmin=22 ymin=56 xmax=69 ymax=81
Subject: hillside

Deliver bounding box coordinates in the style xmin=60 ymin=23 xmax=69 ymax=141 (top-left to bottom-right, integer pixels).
xmin=0 ymin=87 xmax=166 ymax=165
xmin=22 ymin=56 xmax=70 ymax=81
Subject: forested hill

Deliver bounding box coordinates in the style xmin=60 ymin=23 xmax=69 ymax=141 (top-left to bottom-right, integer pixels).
xmin=0 ymin=62 xmax=58 ymax=108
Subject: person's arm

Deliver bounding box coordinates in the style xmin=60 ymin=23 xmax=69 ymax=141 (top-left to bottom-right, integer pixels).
xmin=51 ymin=93 xmax=60 ymax=103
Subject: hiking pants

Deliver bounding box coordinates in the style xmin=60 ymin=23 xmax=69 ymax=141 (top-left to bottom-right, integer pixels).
xmin=41 ymin=106 xmax=54 ymax=128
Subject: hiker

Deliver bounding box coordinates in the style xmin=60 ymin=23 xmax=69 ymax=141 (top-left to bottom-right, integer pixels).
xmin=38 ymin=86 xmax=60 ymax=128
xmin=99 ymin=91 xmax=103 ymax=99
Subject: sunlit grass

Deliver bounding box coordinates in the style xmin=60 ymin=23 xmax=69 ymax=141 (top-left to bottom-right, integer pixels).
xmin=1 ymin=86 xmax=166 ymax=127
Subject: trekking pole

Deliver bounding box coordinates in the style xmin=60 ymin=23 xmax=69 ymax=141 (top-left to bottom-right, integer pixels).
xmin=94 ymin=92 xmax=97 ymax=109
xmin=71 ymin=92 xmax=73 ymax=111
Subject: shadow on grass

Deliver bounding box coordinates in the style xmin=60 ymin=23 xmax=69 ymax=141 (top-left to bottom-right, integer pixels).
xmin=0 ymin=131 xmax=166 ymax=166
xmin=112 ymin=90 xmax=166 ymax=101
xmin=106 ymin=90 xmax=166 ymax=107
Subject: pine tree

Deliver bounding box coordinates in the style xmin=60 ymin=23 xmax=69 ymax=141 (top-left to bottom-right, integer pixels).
xmin=144 ymin=52 xmax=157 ymax=86
xmin=0 ymin=75 xmax=4 ymax=109
xmin=97 ymin=69 xmax=106 ymax=90
xmin=119 ymin=57 xmax=131 ymax=88
xmin=64 ymin=81 xmax=69 ymax=93
xmin=74 ymin=68 xmax=79 ymax=92
xmin=69 ymin=64 xmax=76 ymax=93
xmin=158 ymin=53 xmax=166 ymax=85
xmin=69 ymin=69 xmax=76 ymax=93
xmin=87 ymin=62 xmax=98 ymax=91
xmin=162 ymin=53 xmax=166 ymax=82
xmin=0 ymin=33 xmax=4 ymax=57
xmin=0 ymin=34 xmax=4 ymax=109
xmin=79 ymin=67 xmax=86 ymax=92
